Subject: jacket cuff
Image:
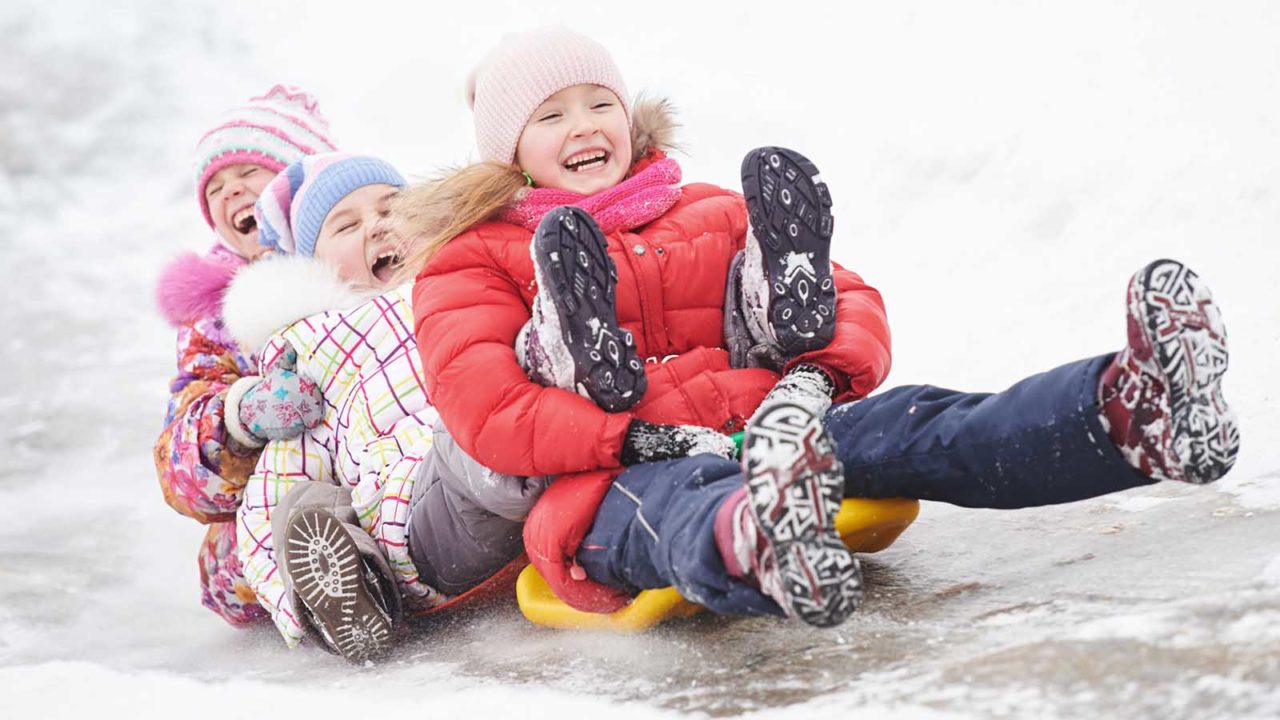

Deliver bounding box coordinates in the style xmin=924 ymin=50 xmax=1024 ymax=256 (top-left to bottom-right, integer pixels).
xmin=223 ymin=376 xmax=265 ymax=449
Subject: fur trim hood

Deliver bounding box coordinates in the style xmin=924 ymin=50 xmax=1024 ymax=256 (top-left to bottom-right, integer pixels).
xmin=222 ymin=254 xmax=380 ymax=354
xmin=627 ymin=95 xmax=679 ymax=163
xmin=155 ymin=248 xmax=245 ymax=327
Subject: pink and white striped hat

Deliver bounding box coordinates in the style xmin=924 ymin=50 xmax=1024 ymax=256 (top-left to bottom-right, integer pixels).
xmin=193 ymin=85 xmax=338 ymax=228
xmin=467 ymin=27 xmax=630 ymax=164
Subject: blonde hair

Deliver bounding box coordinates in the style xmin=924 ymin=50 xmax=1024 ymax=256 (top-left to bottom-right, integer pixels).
xmin=391 ymin=162 xmax=528 ymax=280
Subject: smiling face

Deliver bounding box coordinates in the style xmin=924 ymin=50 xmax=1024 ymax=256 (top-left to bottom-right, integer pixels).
xmin=312 ymin=184 xmax=403 ymax=290
xmin=205 ymin=163 xmax=274 ymax=259
xmin=514 ymin=84 xmax=632 ymax=196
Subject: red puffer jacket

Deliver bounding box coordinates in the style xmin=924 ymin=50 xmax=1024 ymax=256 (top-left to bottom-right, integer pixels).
xmin=414 ymin=173 xmax=891 ymax=612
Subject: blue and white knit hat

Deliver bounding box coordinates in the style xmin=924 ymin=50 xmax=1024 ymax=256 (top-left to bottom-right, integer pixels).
xmin=255 ymin=154 xmax=405 ymax=257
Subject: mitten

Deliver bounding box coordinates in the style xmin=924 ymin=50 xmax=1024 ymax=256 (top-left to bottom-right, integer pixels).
xmin=620 ymin=419 xmax=737 ymax=466
xmin=224 ymin=344 xmax=323 ymax=447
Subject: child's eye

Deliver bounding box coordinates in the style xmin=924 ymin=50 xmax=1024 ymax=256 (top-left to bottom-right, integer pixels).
xmin=340 ymin=222 xmax=358 ymax=233
xmin=538 ymin=111 xmax=562 ymax=122
xmin=592 ymin=101 xmax=613 ymax=110
xmin=207 ymin=185 xmax=222 ymax=198
xmin=241 ymin=167 xmax=258 ymax=177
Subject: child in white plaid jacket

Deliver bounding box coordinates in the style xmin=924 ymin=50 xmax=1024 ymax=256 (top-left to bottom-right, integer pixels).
xmin=225 ymin=155 xmax=547 ymax=659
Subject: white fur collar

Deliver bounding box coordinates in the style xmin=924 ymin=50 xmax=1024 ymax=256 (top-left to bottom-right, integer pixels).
xmin=222 ymin=254 xmax=380 ymax=354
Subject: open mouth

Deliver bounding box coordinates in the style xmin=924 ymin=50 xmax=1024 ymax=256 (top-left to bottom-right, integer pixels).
xmin=563 ymin=150 xmax=609 ymax=173
xmin=371 ymin=250 xmax=400 ymax=284
xmin=232 ymin=206 xmax=257 ymax=235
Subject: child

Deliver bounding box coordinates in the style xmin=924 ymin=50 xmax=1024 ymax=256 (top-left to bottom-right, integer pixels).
xmin=402 ymin=28 xmax=890 ymax=627
xmin=405 ymin=28 xmax=1239 ymax=629
xmin=226 ymin=153 xmax=552 ymax=661
xmin=153 ymin=85 xmax=336 ymax=626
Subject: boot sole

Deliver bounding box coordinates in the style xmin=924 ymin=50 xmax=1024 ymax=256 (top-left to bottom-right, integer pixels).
xmin=532 ymin=206 xmax=647 ymax=412
xmin=1135 ymin=259 xmax=1239 ymax=483
xmin=741 ymin=147 xmax=837 ymax=356
xmin=285 ymin=508 xmax=395 ymax=662
xmin=743 ymin=401 xmax=861 ymax=627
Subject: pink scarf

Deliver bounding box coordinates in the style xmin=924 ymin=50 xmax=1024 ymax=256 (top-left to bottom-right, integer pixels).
xmin=500 ymin=155 xmax=683 ymax=234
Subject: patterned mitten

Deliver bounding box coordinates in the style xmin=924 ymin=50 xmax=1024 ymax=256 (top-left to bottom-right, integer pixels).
xmin=224 ymin=344 xmax=323 ymax=448
xmin=620 ymin=419 xmax=737 ymax=466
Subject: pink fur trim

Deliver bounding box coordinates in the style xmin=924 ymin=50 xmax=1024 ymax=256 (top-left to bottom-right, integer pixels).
xmin=155 ymin=249 xmax=245 ymax=326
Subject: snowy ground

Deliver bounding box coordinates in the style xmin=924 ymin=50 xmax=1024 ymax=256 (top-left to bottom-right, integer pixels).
xmin=2 ymin=1 xmax=1278 ymax=718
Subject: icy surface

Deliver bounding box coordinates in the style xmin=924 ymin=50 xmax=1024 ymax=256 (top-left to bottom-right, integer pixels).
xmin=3 ymin=1 xmax=1279 ymax=718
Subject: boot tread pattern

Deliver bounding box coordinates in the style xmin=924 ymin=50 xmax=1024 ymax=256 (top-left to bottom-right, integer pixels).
xmin=533 ymin=206 xmax=647 ymax=412
xmin=741 ymin=147 xmax=837 ymax=355
xmin=743 ymin=401 xmax=861 ymax=627
xmin=1137 ymin=259 xmax=1238 ymax=483
xmin=285 ymin=508 xmax=394 ymax=662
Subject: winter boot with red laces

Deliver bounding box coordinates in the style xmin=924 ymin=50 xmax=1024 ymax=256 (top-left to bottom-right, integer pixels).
xmin=1099 ymin=259 xmax=1239 ymax=484
xmin=718 ymin=398 xmax=861 ymax=627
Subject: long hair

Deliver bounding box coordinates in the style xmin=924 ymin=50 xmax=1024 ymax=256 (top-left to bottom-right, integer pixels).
xmin=392 ymin=95 xmax=678 ymax=280
xmin=391 ymin=161 xmax=527 ymax=282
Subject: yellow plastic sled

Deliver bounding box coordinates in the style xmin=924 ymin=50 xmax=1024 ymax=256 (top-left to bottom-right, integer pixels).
xmin=516 ymin=497 xmax=919 ymax=632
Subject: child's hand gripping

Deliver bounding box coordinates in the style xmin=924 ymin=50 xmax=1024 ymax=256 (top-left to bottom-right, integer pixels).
xmin=619 ymin=419 xmax=737 ymax=466
xmin=224 ymin=343 xmax=324 ymax=448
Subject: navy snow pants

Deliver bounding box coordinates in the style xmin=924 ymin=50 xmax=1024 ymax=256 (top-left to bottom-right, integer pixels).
xmin=578 ymin=354 xmax=1156 ymax=615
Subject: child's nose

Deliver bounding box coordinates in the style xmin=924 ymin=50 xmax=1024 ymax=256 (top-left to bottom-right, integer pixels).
xmin=569 ymin=113 xmax=599 ymax=138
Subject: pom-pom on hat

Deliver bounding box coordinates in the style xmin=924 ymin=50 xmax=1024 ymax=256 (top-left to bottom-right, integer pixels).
xmin=194 ymin=85 xmax=338 ymax=228
xmin=467 ymin=26 xmax=630 ymax=164
xmin=255 ymin=153 xmax=405 ymax=258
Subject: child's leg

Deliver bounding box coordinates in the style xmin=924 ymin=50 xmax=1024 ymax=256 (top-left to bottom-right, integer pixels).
xmin=275 ymin=481 xmax=402 ymax=662
xmin=517 ymin=205 xmax=647 ymax=412
xmin=197 ymin=521 xmax=268 ymax=626
xmin=575 ymin=454 xmax=783 ymax=617
xmin=826 ymin=260 xmax=1238 ymax=508
xmin=726 ymin=147 xmax=837 ymax=363
xmin=825 ymin=356 xmax=1149 ymax=508
xmin=406 ymin=426 xmax=550 ymax=595
xmin=578 ymin=400 xmax=859 ymax=626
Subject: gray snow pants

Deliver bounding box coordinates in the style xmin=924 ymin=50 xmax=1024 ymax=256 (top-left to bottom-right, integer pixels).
xmin=406 ymin=424 xmax=551 ymax=595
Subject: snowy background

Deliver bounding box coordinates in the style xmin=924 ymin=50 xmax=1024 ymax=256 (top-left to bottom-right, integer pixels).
xmin=2 ymin=0 xmax=1278 ymax=717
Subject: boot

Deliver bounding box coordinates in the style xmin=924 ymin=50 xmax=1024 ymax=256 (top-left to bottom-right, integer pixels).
xmin=735 ymin=399 xmax=861 ymax=627
xmin=520 ymin=205 xmax=646 ymax=412
xmin=282 ymin=507 xmax=403 ymax=663
xmin=1099 ymin=259 xmax=1239 ymax=484
xmin=739 ymin=146 xmax=837 ymax=357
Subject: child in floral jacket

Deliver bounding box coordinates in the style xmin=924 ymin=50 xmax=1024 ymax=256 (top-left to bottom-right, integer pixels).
xmin=154 ymin=86 xmax=336 ymax=625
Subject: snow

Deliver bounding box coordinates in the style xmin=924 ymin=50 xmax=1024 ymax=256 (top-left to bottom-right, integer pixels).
xmin=3 ymin=0 xmax=1279 ymax=717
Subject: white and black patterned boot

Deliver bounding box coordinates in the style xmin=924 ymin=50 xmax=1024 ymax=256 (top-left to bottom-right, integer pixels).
xmin=1099 ymin=259 xmax=1239 ymax=483
xmin=521 ymin=206 xmax=647 ymax=412
xmin=283 ymin=508 xmax=402 ymax=663
xmin=741 ymin=399 xmax=861 ymax=627
xmin=739 ymin=147 xmax=837 ymax=357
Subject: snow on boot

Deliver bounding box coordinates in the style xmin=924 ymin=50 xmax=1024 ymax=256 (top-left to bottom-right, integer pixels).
xmin=524 ymin=205 xmax=646 ymax=412
xmin=284 ymin=508 xmax=402 ymax=663
xmin=739 ymin=147 xmax=837 ymax=357
xmin=1099 ymin=259 xmax=1239 ymax=484
xmin=752 ymin=364 xmax=836 ymax=422
xmin=742 ymin=399 xmax=861 ymax=627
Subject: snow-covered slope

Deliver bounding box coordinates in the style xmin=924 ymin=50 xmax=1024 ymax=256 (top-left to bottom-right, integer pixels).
xmin=2 ymin=1 xmax=1277 ymax=717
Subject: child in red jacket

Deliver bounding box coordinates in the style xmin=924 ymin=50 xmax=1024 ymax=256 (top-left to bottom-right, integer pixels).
xmin=405 ymin=28 xmax=1238 ymax=629
xmin=403 ymin=27 xmax=890 ymax=627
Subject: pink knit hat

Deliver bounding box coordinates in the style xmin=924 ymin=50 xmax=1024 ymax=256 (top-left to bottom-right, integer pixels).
xmin=193 ymin=85 xmax=338 ymax=228
xmin=467 ymin=27 xmax=630 ymax=164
